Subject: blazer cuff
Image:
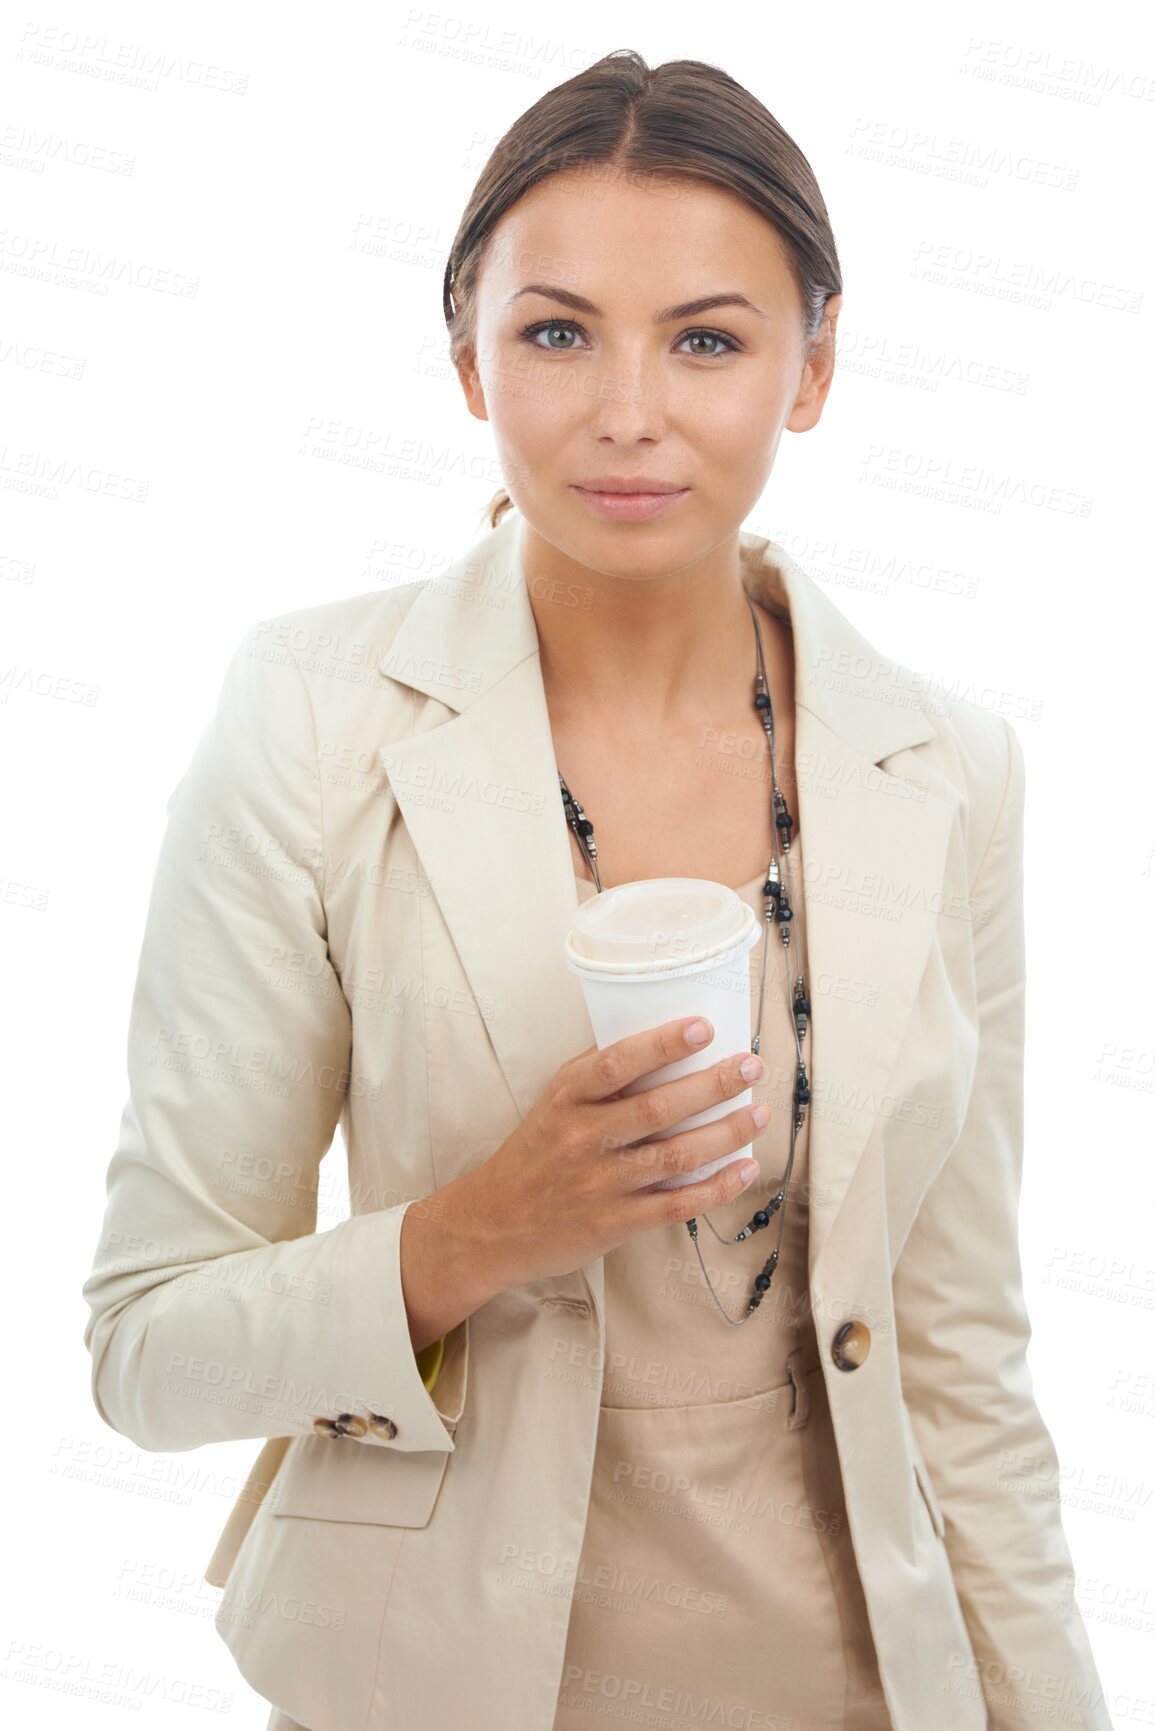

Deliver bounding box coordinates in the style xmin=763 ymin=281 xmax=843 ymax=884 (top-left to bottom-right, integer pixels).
xmin=339 ymin=1201 xmax=469 ymax=1452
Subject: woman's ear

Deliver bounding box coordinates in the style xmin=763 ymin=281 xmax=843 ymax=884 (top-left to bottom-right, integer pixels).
xmin=454 ymin=344 xmax=489 ymax=423
xmin=787 ymin=292 xmax=842 ymax=434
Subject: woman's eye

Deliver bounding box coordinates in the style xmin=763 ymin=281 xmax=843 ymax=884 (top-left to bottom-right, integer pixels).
xmin=678 ymin=329 xmax=738 ymax=357
xmin=522 ymin=320 xmax=587 ymax=351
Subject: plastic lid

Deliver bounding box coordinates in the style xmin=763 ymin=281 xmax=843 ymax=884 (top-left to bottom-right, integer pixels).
xmin=565 ymin=877 xmax=758 ymax=975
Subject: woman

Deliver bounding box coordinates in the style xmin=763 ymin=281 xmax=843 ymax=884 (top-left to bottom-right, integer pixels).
xmin=82 ymin=50 xmax=1111 ymax=1731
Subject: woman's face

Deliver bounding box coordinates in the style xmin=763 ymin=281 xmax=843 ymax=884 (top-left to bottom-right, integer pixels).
xmin=455 ymin=165 xmax=840 ymax=573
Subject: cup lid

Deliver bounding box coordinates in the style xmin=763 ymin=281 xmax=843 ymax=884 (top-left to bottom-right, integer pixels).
xmin=565 ymin=877 xmax=758 ymax=975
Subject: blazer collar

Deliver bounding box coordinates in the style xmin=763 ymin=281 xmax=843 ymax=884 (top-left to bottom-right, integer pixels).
xmin=380 ymin=507 xmax=937 ymax=762
xmin=378 ymin=510 xmax=955 ymax=1317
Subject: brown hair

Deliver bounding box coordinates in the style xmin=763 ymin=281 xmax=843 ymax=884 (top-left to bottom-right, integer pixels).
xmin=442 ymin=48 xmax=843 ymax=532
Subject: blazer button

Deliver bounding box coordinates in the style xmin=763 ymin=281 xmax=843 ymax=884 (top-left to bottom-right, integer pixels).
xmin=368 ymin=1413 xmax=399 ymax=1440
xmin=831 ymin=1320 xmax=871 ymax=1371
xmin=314 ymin=1412 xmax=368 ymax=1438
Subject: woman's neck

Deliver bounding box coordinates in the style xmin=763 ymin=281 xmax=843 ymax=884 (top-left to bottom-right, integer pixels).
xmin=523 ymin=521 xmax=774 ymax=729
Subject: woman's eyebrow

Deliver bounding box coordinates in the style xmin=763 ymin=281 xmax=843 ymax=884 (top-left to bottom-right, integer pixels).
xmin=505 ymin=283 xmax=768 ymax=321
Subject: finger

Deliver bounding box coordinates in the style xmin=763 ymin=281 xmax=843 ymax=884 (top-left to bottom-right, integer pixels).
xmin=566 ymin=1016 xmax=715 ymax=1106
xmin=655 ymin=1150 xmax=763 ymax=1225
xmin=614 ymin=1049 xmax=760 ymax=1148
xmin=619 ymin=1096 xmax=768 ymax=1192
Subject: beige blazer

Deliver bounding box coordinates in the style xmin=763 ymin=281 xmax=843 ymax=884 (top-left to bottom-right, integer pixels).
xmin=82 ymin=508 xmax=1111 ymax=1730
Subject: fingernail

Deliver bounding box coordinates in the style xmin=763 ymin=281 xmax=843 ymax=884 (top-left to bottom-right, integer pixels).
xmin=739 ymin=1161 xmax=759 ymax=1183
xmin=752 ymin=1104 xmax=770 ymax=1128
xmin=685 ymin=1019 xmax=712 ymax=1046
xmin=740 ymin=1056 xmax=762 ymax=1081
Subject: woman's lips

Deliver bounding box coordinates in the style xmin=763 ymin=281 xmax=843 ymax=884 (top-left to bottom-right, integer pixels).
xmin=570 ymin=485 xmax=690 ymax=522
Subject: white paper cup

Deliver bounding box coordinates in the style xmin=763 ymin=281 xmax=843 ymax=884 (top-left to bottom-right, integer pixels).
xmin=564 ymin=878 xmax=762 ymax=1190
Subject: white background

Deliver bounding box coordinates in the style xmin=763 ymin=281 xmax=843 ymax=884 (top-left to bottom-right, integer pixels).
xmin=2 ymin=0 xmax=1151 ymax=1724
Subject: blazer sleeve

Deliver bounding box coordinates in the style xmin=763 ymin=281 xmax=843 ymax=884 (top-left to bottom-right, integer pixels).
xmin=890 ymin=716 xmax=1111 ymax=1729
xmin=81 ymin=622 xmax=466 ymax=1456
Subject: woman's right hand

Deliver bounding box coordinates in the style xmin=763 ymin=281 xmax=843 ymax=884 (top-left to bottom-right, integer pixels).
xmin=469 ymin=1017 xmax=769 ymax=1287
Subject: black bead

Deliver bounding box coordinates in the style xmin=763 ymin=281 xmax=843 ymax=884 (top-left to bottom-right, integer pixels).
xmin=776 ymin=810 xmax=794 ymax=831
xmin=755 ymin=691 xmax=771 ymax=711
xmin=755 ymin=1272 xmax=771 ymax=1292
xmin=753 ymin=1209 xmax=770 ymax=1228
xmin=577 ymin=818 xmax=593 ymax=837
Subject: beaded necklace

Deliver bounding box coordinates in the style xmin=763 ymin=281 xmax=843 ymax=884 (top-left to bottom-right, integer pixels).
xmin=558 ymin=594 xmax=811 ymax=1325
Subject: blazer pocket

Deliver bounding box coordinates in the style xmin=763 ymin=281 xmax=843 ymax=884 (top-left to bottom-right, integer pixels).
xmin=269 ymin=1433 xmax=452 ymax=1528
xmin=899 ymin=1400 xmax=947 ymax=1542
xmin=912 ymin=1455 xmax=947 ymax=1542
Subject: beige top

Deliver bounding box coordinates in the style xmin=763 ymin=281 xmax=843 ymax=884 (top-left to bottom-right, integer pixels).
xmin=552 ymin=831 xmax=891 ymax=1729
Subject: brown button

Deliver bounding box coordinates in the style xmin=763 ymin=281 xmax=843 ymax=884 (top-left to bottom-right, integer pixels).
xmin=313 ymin=1412 xmax=368 ymax=1438
xmin=831 ymin=1320 xmax=871 ymax=1371
xmin=368 ymin=1413 xmax=398 ymax=1441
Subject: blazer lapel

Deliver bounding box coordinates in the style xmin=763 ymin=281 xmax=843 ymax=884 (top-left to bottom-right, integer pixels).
xmin=378 ymin=511 xmax=957 ymax=1318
